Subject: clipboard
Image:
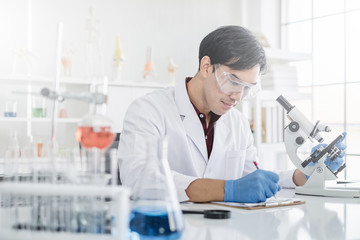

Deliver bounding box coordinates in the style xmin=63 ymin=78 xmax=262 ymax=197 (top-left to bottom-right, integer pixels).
xmin=210 ymin=197 xmax=305 ymax=210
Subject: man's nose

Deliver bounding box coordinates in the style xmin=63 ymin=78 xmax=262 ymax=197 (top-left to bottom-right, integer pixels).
xmin=229 ymin=91 xmax=242 ymax=102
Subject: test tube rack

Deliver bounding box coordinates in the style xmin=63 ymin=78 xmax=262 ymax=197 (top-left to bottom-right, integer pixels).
xmin=0 ymin=182 xmax=130 ymax=240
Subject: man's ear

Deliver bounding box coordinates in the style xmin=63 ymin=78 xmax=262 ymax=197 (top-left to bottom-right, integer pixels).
xmin=199 ymin=56 xmax=212 ymax=78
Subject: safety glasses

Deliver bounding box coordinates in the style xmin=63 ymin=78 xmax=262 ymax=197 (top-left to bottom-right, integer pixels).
xmin=214 ymin=64 xmax=261 ymax=100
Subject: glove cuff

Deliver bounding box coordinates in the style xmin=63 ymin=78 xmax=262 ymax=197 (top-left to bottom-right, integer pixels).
xmin=224 ymin=180 xmax=234 ymax=202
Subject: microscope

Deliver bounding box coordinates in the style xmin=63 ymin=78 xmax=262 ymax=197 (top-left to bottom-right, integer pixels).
xmin=276 ymin=95 xmax=360 ymax=198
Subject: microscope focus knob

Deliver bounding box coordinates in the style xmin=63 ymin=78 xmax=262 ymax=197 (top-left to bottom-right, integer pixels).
xmin=296 ymin=137 xmax=305 ymax=145
xmin=289 ymin=122 xmax=300 ymax=132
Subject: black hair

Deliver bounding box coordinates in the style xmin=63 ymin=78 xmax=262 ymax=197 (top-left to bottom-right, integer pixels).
xmin=198 ymin=25 xmax=267 ymax=73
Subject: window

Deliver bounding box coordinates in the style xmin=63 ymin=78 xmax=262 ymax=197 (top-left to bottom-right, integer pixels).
xmin=282 ymin=0 xmax=360 ymax=180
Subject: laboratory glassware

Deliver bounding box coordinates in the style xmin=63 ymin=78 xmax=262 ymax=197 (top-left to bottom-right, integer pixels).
xmin=76 ymin=114 xmax=115 ymax=151
xmin=129 ymin=137 xmax=184 ymax=240
xmin=75 ymin=111 xmax=115 ymax=186
xmin=75 ymin=107 xmax=115 ymax=233
xmin=111 ymin=34 xmax=125 ymax=82
xmin=143 ymin=46 xmax=156 ymax=80
xmin=61 ymin=45 xmax=73 ymax=78
xmin=4 ymin=100 xmax=17 ymax=117
xmin=167 ymin=57 xmax=178 ymax=84
xmin=32 ymin=96 xmax=47 ymax=118
xmin=85 ymin=5 xmax=104 ymax=79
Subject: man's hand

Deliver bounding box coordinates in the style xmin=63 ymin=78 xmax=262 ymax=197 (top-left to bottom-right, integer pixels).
xmin=311 ymin=132 xmax=347 ymax=172
xmin=224 ymin=170 xmax=281 ymax=203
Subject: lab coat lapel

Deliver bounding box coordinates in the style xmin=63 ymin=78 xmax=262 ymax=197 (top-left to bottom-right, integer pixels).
xmin=209 ymin=116 xmax=230 ymax=163
xmin=174 ymin=81 xmax=208 ymax=162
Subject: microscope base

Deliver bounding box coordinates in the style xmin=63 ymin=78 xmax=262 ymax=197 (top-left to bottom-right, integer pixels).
xmin=295 ymin=186 xmax=360 ymax=198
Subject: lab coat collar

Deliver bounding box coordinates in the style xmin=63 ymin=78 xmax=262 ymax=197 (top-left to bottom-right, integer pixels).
xmin=174 ymin=80 xmax=208 ymax=161
xmin=174 ymin=79 xmax=230 ymax=162
xmin=174 ymin=79 xmax=191 ymax=119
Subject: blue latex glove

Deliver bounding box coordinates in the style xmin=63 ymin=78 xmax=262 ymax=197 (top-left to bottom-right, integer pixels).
xmin=310 ymin=132 xmax=347 ymax=173
xmin=224 ymin=169 xmax=281 ymax=203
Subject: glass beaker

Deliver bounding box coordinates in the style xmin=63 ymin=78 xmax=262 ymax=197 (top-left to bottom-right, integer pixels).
xmin=129 ymin=137 xmax=184 ymax=240
xmin=32 ymin=96 xmax=47 ymax=118
xmin=4 ymin=100 xmax=17 ymax=117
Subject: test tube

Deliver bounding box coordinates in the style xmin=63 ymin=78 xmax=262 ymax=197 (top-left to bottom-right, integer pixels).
xmin=23 ymin=144 xmax=36 ymax=230
xmin=68 ymin=148 xmax=80 ymax=233
xmin=98 ymin=154 xmax=106 ymax=234
xmin=110 ymin=149 xmax=119 ymax=235
xmin=42 ymin=156 xmax=50 ymax=231
xmin=4 ymin=130 xmax=20 ymax=229
xmin=13 ymin=153 xmax=19 ymax=230
xmin=58 ymin=155 xmax=66 ymax=232
xmin=110 ymin=149 xmax=118 ymax=187
xmin=3 ymin=150 xmax=15 ymax=228
xmin=31 ymin=157 xmax=39 ymax=231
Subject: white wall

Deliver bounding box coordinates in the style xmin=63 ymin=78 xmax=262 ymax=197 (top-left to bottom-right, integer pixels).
xmin=0 ymin=0 xmax=249 ymax=149
xmin=0 ymin=0 xmax=283 ymax=153
xmin=245 ymin=0 xmax=281 ymax=48
xmin=0 ymin=0 xmax=245 ymax=83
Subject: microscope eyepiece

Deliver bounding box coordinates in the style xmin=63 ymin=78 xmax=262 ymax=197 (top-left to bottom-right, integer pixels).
xmin=276 ymin=95 xmax=294 ymax=113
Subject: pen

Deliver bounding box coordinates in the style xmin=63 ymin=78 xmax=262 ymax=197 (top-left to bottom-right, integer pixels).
xmin=253 ymin=160 xmax=277 ymax=199
xmin=253 ymin=160 xmax=259 ymax=170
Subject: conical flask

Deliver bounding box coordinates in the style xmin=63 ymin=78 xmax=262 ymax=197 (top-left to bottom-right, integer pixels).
xmin=130 ymin=137 xmax=184 ymax=239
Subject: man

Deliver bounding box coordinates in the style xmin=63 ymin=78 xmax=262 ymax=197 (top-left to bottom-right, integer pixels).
xmin=118 ymin=26 xmax=346 ymax=203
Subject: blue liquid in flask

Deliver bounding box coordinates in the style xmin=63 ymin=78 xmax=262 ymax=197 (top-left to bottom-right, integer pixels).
xmin=130 ymin=207 xmax=183 ymax=240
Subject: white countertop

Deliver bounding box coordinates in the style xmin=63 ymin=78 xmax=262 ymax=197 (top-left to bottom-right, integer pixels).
xmin=180 ymin=188 xmax=360 ymax=240
xmin=1 ymin=188 xmax=360 ymax=240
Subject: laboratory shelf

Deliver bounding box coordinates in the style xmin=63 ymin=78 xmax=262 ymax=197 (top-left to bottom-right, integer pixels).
xmin=0 ymin=75 xmax=86 ymax=85
xmin=56 ymin=118 xmax=82 ymax=123
xmin=0 ymin=74 xmax=173 ymax=89
xmin=0 ymin=117 xmax=28 ymax=122
xmin=0 ymin=117 xmax=81 ymax=123
xmin=0 ymin=74 xmax=169 ymax=151
xmin=107 ymin=80 xmax=174 ymax=89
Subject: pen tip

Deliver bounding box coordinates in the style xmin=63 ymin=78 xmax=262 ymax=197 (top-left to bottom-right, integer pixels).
xmin=253 ymin=161 xmax=259 ymax=170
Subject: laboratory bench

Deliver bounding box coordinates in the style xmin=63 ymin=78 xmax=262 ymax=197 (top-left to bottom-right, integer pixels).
xmin=1 ymin=188 xmax=360 ymax=240
xmin=180 ymin=188 xmax=360 ymax=240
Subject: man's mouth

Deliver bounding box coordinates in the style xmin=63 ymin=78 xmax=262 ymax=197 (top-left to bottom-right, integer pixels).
xmin=221 ymin=100 xmax=234 ymax=109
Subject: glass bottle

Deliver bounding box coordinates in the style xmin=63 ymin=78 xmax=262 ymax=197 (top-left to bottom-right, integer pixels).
xmin=143 ymin=46 xmax=156 ymax=81
xmin=167 ymin=57 xmax=178 ymax=84
xmin=111 ymin=34 xmax=125 ymax=82
xmin=129 ymin=137 xmax=184 ymax=240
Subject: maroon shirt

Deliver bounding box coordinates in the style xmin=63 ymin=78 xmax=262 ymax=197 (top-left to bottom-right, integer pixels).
xmin=186 ymin=77 xmax=221 ymax=158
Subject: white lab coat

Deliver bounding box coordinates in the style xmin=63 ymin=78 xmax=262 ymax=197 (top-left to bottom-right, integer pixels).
xmin=118 ymin=80 xmax=296 ymax=202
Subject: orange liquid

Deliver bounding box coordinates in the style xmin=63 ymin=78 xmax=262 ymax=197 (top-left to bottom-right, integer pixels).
xmin=76 ymin=126 xmax=115 ymax=150
xmin=37 ymin=143 xmax=43 ymax=157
